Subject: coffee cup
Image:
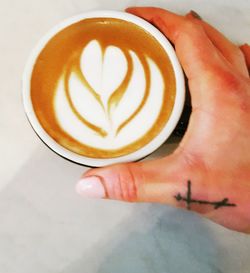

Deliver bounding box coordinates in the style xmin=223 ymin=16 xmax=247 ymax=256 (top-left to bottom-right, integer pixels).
xmin=22 ymin=10 xmax=185 ymax=167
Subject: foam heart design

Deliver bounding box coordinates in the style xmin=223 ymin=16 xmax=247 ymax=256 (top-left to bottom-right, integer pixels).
xmin=54 ymin=39 xmax=164 ymax=149
xmin=80 ymin=40 xmax=128 ymax=106
xmin=66 ymin=39 xmax=147 ymax=136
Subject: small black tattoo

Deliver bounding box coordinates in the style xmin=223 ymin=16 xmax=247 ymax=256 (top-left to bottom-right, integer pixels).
xmin=175 ymin=181 xmax=237 ymax=210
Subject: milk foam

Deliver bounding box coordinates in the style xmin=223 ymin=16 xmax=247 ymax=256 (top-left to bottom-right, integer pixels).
xmin=54 ymin=40 xmax=164 ymax=150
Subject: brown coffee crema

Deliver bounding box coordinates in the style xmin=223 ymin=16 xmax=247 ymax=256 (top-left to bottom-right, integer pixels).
xmin=31 ymin=18 xmax=176 ymax=158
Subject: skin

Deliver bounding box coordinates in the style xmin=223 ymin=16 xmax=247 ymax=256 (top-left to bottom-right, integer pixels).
xmin=78 ymin=7 xmax=250 ymax=233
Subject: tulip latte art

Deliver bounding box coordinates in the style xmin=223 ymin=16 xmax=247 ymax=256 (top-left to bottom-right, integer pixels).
xmin=31 ymin=18 xmax=176 ymax=158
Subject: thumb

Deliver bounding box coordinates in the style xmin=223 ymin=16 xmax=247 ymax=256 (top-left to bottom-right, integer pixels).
xmin=75 ymin=154 xmax=188 ymax=204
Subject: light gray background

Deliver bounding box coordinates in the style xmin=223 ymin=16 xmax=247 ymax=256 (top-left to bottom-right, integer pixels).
xmin=1 ymin=0 xmax=250 ymax=272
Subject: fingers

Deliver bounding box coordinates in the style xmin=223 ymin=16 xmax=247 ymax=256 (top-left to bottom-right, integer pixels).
xmin=126 ymin=7 xmax=227 ymax=81
xmin=186 ymin=11 xmax=249 ymax=77
xmin=126 ymin=7 xmax=191 ymax=43
xmin=240 ymin=44 xmax=250 ymax=74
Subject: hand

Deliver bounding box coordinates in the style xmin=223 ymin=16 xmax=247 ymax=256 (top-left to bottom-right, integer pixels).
xmin=76 ymin=7 xmax=250 ymax=233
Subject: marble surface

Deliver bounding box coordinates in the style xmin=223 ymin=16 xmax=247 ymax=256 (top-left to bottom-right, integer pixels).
xmin=0 ymin=0 xmax=250 ymax=272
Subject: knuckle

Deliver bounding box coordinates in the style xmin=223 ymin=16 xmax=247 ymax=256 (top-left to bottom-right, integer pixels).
xmin=213 ymin=69 xmax=250 ymax=112
xmin=182 ymin=18 xmax=203 ymax=32
xmin=174 ymin=18 xmax=204 ymax=42
xmin=212 ymin=68 xmax=243 ymax=93
xmin=111 ymin=163 xmax=141 ymax=202
xmin=220 ymin=71 xmax=242 ymax=91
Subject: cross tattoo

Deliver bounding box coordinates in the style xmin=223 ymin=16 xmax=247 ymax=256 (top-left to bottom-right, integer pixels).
xmin=174 ymin=180 xmax=237 ymax=210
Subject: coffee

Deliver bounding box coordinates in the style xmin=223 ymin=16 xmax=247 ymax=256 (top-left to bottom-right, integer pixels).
xmin=30 ymin=17 xmax=176 ymax=158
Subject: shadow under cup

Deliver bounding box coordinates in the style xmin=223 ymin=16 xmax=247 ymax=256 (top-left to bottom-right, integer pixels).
xmin=22 ymin=10 xmax=185 ymax=167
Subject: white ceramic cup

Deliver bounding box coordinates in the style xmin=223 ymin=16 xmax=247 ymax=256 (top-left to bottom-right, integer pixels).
xmin=22 ymin=10 xmax=185 ymax=167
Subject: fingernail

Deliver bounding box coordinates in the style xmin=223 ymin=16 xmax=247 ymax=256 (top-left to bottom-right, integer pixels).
xmin=76 ymin=176 xmax=105 ymax=199
xmin=190 ymin=10 xmax=202 ymax=20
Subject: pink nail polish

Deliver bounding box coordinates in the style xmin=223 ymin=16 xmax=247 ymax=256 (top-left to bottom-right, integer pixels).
xmin=76 ymin=176 xmax=105 ymax=199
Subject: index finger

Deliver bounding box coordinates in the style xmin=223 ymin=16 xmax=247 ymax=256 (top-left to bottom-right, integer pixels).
xmin=126 ymin=7 xmax=229 ymax=81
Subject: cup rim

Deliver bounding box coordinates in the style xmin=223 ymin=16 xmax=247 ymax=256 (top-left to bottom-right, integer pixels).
xmin=22 ymin=10 xmax=185 ymax=167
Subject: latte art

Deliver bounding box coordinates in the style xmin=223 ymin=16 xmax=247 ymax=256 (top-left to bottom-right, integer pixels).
xmin=30 ymin=18 xmax=176 ymax=158
xmin=55 ymin=40 xmax=164 ymax=150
